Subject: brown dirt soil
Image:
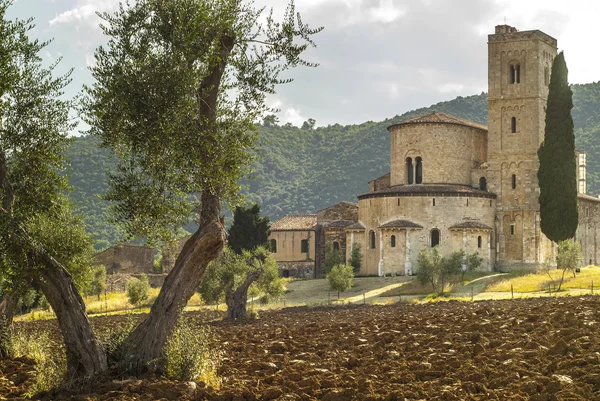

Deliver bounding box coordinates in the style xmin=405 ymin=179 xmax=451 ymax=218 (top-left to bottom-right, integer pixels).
xmin=3 ymin=296 xmax=600 ymax=400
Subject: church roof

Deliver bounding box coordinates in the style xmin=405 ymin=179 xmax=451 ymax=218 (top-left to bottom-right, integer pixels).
xmin=315 ymin=201 xmax=358 ymax=213
xmin=387 ymin=111 xmax=488 ymax=132
xmin=379 ymin=220 xmax=423 ymax=229
xmin=322 ymin=220 xmax=356 ymax=228
xmin=271 ymin=214 xmax=317 ymax=231
xmin=345 ymin=222 xmax=366 ymax=230
xmin=449 ymin=221 xmax=492 ymax=230
xmin=358 ymin=184 xmax=496 ymax=200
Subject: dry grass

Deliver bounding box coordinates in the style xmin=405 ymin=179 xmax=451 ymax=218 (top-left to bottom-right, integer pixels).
xmin=484 ymin=266 xmax=600 ymax=293
xmin=281 ymin=276 xmax=411 ymax=306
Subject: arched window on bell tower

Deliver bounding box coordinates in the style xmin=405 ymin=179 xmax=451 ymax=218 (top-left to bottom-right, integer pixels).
xmin=415 ymin=157 xmax=423 ymax=184
xmin=509 ymin=62 xmax=521 ymax=84
xmin=511 ymin=117 xmax=517 ymax=133
xmin=406 ymin=157 xmax=414 ymax=184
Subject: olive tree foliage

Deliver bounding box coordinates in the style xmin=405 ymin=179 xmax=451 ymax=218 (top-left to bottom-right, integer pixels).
xmin=324 ymin=240 xmax=344 ymax=274
xmin=0 ymin=0 xmax=106 ymax=376
xmin=326 ymin=263 xmax=354 ymax=299
xmin=349 ymin=244 xmax=363 ymax=274
xmin=555 ymin=239 xmax=582 ymax=291
xmin=83 ymin=0 xmax=321 ymax=369
xmin=416 ymin=247 xmax=466 ymax=295
xmin=198 ymin=246 xmax=283 ymax=319
xmin=127 ymin=274 xmax=150 ymax=306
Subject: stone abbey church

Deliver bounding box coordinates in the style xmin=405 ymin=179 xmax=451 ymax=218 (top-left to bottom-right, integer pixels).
xmin=269 ymin=25 xmax=600 ymax=278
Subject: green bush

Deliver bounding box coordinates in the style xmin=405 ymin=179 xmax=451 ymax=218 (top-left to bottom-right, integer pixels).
xmin=326 ymin=264 xmax=354 ymax=298
xmin=127 ymin=274 xmax=150 ymax=306
xmin=417 ymin=246 xmax=464 ymax=295
xmin=349 ymin=244 xmax=363 ymax=274
xmin=324 ymin=241 xmax=344 ymax=274
xmin=10 ymin=330 xmax=66 ymax=396
xmin=87 ymin=264 xmax=107 ymax=300
xmin=164 ymin=315 xmax=221 ymax=386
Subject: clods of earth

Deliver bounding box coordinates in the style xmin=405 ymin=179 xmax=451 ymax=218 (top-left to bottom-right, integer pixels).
xmin=2 ymin=296 xmax=600 ymax=400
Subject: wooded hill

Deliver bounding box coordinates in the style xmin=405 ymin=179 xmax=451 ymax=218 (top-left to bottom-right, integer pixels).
xmin=66 ymin=83 xmax=600 ymax=250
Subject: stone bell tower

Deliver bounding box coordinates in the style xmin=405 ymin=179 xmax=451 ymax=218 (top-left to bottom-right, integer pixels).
xmin=486 ymin=25 xmax=557 ymax=269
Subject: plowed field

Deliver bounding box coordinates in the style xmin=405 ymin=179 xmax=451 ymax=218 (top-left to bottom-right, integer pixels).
xmin=3 ymin=296 xmax=600 ymax=400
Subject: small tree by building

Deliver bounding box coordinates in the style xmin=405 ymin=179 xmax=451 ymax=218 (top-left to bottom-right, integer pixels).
xmin=326 ymin=264 xmax=354 ymax=299
xmin=88 ymin=265 xmax=107 ymax=300
xmin=228 ymin=204 xmax=270 ymax=254
xmin=416 ymin=246 xmax=464 ymax=295
xmin=198 ymin=247 xmax=283 ymax=319
xmin=461 ymin=251 xmax=483 ymax=282
xmin=555 ymin=239 xmax=582 ymax=291
xmin=324 ymin=240 xmax=344 ymax=274
xmin=127 ymin=275 xmax=150 ymax=307
xmin=349 ymin=244 xmax=363 ymax=274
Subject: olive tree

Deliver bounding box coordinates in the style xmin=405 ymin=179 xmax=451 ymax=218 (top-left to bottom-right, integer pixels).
xmin=199 ymin=246 xmax=283 ymax=319
xmin=0 ymin=0 xmax=105 ymax=376
xmin=326 ymin=264 xmax=354 ymax=299
xmin=84 ymin=0 xmax=321 ymax=369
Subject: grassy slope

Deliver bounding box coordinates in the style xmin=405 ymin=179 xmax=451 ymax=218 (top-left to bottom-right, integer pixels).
xmin=18 ymin=267 xmax=600 ymax=321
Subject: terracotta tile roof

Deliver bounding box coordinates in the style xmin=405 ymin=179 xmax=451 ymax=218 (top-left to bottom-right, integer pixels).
xmin=387 ymin=111 xmax=488 ymax=132
xmin=270 ymin=214 xmax=317 ymax=231
xmin=315 ymin=201 xmax=358 ymax=213
xmin=345 ymin=222 xmax=366 ymax=230
xmin=322 ymin=220 xmax=356 ymax=228
xmin=379 ymin=220 xmax=423 ymax=229
xmin=358 ymin=184 xmax=496 ymax=199
xmin=449 ymin=221 xmax=492 ymax=230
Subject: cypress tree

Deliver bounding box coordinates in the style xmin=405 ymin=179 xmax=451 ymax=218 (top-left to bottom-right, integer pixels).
xmin=538 ymin=51 xmax=578 ymax=242
xmin=228 ymin=204 xmax=271 ymax=254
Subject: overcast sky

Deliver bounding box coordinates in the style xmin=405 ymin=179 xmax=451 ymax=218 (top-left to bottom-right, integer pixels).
xmin=7 ymin=0 xmax=600 ymax=128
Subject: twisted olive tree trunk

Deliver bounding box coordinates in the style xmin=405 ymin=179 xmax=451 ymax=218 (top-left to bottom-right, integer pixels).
xmin=0 ymin=292 xmax=17 ymax=358
xmin=34 ymin=260 xmax=107 ymax=379
xmin=225 ymin=270 xmax=261 ymax=320
xmin=118 ymin=192 xmax=226 ymax=370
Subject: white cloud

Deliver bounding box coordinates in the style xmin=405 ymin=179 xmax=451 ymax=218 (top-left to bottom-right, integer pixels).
xmin=439 ymin=83 xmax=465 ymax=94
xmin=49 ymin=0 xmax=122 ymax=27
xmin=283 ymin=108 xmax=306 ymax=127
xmin=49 ymin=4 xmax=95 ymax=26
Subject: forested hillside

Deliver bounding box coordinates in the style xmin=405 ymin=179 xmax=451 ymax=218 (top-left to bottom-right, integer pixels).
xmin=66 ymin=85 xmax=600 ymax=250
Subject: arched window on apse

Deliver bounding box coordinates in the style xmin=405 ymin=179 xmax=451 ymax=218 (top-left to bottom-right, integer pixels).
xmin=270 ymin=239 xmax=277 ymax=253
xmin=415 ymin=157 xmax=423 ymax=184
xmin=431 ymin=229 xmax=440 ymax=248
xmin=333 ymin=241 xmax=340 ymax=251
xmin=479 ymin=177 xmax=487 ymax=191
xmin=478 ymin=236 xmax=482 ymax=249
xmin=406 ymin=157 xmax=414 ymax=184
xmin=369 ymin=230 xmax=376 ymax=249
xmin=391 ymin=235 xmax=396 ymax=248
xmin=509 ymin=62 xmax=521 ymax=84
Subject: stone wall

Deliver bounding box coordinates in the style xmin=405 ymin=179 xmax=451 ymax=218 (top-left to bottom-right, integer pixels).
xmin=577 ymin=195 xmax=600 ymax=266
xmin=316 ymin=201 xmax=358 ymax=222
xmin=269 ymin=230 xmax=316 ymax=265
xmin=369 ymin=173 xmax=390 ymax=192
xmin=277 ymin=262 xmax=314 ymax=279
xmin=389 ymin=123 xmax=487 ymax=187
xmin=355 ymin=192 xmax=496 ymax=276
xmin=95 ymin=244 xmax=154 ymax=275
